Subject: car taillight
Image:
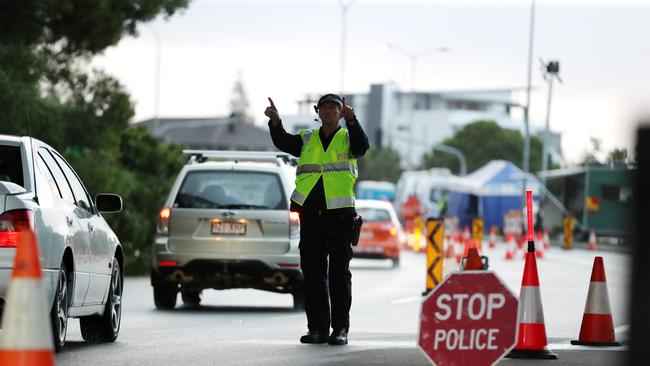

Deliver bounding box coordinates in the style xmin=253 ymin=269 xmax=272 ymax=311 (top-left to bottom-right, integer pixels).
xmin=289 ymin=211 xmax=300 ymax=238
xmin=158 ymin=207 xmax=171 ymax=235
xmin=0 ymin=210 xmax=34 ymax=248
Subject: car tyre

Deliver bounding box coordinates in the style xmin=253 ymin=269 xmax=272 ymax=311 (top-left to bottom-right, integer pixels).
xmin=51 ymin=262 xmax=70 ymax=352
xmin=391 ymin=257 xmax=400 ymax=268
xmin=153 ymin=283 xmax=178 ymax=310
xmin=80 ymin=258 xmax=123 ymax=343
xmin=181 ymin=290 xmax=202 ymax=307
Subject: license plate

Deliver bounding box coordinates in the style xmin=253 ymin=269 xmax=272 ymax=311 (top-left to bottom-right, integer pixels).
xmin=211 ymin=221 xmax=246 ymax=235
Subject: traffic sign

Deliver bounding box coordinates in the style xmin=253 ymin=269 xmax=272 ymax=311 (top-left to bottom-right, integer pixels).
xmin=424 ymin=219 xmax=444 ymax=295
xmin=419 ymin=271 xmax=518 ymax=366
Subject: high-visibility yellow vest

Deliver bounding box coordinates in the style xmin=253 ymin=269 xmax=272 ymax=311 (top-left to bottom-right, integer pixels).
xmin=290 ymin=128 xmax=358 ymax=209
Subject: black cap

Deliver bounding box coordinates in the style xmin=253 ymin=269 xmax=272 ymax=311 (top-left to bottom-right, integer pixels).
xmin=316 ymin=93 xmax=343 ymax=109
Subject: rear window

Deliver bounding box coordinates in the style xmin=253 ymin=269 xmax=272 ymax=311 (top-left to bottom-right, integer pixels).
xmin=174 ymin=170 xmax=287 ymax=210
xmin=0 ymin=145 xmax=24 ymax=187
xmin=357 ymin=207 xmax=392 ymax=222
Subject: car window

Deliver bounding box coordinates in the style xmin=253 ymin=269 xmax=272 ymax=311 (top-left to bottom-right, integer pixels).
xmin=175 ymin=170 xmax=287 ymax=210
xmin=356 ymin=207 xmax=392 ymax=222
xmin=0 ymin=145 xmax=24 ymax=187
xmin=50 ymin=151 xmax=93 ymax=212
xmin=36 ymin=153 xmax=62 ymax=198
xmin=38 ymin=148 xmax=75 ymax=204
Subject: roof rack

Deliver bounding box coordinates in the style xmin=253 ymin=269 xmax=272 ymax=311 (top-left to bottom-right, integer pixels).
xmin=182 ymin=150 xmax=297 ymax=166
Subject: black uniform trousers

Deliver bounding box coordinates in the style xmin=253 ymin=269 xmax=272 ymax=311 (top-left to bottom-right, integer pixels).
xmin=299 ymin=211 xmax=354 ymax=333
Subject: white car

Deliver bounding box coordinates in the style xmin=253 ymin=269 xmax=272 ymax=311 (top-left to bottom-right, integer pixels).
xmin=0 ymin=135 xmax=124 ymax=351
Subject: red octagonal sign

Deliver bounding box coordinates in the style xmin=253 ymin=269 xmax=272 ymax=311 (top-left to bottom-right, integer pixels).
xmin=418 ymin=271 xmax=518 ymax=366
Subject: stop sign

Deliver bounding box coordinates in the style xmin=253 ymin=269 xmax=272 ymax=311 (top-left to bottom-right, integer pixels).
xmin=418 ymin=271 xmax=518 ymax=366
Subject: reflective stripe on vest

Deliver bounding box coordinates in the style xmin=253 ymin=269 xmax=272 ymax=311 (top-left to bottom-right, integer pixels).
xmin=296 ymin=161 xmax=357 ymax=175
xmin=328 ymin=196 xmax=355 ymax=209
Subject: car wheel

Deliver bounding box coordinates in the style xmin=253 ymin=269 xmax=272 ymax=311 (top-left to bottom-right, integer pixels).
xmin=50 ymin=263 xmax=70 ymax=352
xmin=153 ymin=283 xmax=178 ymax=310
xmin=80 ymin=258 xmax=123 ymax=343
xmin=181 ymin=290 xmax=202 ymax=307
xmin=391 ymin=257 xmax=400 ymax=268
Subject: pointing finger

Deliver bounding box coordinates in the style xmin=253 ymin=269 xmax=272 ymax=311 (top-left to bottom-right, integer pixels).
xmin=342 ymin=97 xmax=346 ymax=107
xmin=268 ymin=97 xmax=276 ymax=109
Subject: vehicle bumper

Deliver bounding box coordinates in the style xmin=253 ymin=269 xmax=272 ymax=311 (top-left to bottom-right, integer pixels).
xmin=152 ymin=235 xmax=301 ymax=293
xmin=0 ymin=267 xmax=58 ymax=321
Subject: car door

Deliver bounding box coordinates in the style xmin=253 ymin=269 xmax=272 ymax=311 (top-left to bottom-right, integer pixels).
xmin=50 ymin=151 xmax=112 ymax=305
xmin=37 ymin=148 xmax=91 ymax=307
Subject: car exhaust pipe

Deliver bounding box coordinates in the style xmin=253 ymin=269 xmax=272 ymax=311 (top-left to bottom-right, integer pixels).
xmin=169 ymin=270 xmax=194 ymax=284
xmin=263 ymin=272 xmax=289 ymax=285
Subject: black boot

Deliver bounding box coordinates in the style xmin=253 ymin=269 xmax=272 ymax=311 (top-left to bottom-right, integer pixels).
xmin=328 ymin=328 xmax=348 ymax=345
xmin=300 ymin=330 xmax=329 ymax=344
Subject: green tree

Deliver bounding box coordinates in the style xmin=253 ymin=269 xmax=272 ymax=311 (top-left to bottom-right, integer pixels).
xmin=0 ymin=0 xmax=190 ymax=274
xmin=420 ymin=120 xmax=544 ymax=174
xmin=357 ymin=146 xmax=403 ymax=183
xmin=606 ymin=148 xmax=628 ymax=165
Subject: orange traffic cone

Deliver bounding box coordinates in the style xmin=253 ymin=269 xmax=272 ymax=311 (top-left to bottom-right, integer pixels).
xmin=488 ymin=227 xmax=497 ymax=249
xmin=535 ymin=231 xmax=545 ymax=258
xmin=454 ymin=233 xmax=463 ymax=263
xmin=0 ymin=230 xmax=55 ymax=366
xmin=461 ymin=248 xmax=487 ymax=270
xmin=571 ymin=257 xmax=621 ymax=346
xmin=444 ymin=235 xmax=455 ymax=259
xmin=506 ymin=244 xmax=558 ymax=359
xmin=588 ymin=229 xmax=598 ymax=251
xmin=516 ymin=235 xmax=525 ymax=250
xmin=543 ymin=228 xmax=551 ymax=250
xmin=505 ymin=233 xmax=515 ymax=260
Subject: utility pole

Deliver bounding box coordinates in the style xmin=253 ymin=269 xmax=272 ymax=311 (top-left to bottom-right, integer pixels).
xmin=338 ymin=0 xmax=356 ymax=95
xmin=541 ymin=60 xmax=562 ymax=185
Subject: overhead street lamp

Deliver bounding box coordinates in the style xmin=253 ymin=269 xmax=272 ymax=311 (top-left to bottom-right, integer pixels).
xmin=380 ymin=42 xmax=449 ymax=167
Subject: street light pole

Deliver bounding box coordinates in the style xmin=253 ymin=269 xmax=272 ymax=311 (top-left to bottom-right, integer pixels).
xmin=522 ymin=0 xmax=536 ymax=206
xmin=338 ymin=0 xmax=356 ymax=95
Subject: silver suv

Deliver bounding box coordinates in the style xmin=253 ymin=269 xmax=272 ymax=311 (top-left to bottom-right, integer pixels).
xmin=0 ymin=135 xmax=124 ymax=351
xmin=151 ymin=150 xmax=303 ymax=310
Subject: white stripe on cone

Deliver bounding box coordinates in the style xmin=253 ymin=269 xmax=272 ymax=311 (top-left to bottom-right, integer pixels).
xmin=584 ymin=282 xmax=613 ymax=315
xmin=0 ymin=278 xmax=54 ymax=350
xmin=519 ymin=285 xmax=546 ymax=324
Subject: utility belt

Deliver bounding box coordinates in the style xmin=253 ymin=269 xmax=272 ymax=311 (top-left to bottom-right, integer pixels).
xmin=298 ymin=209 xmax=363 ymax=247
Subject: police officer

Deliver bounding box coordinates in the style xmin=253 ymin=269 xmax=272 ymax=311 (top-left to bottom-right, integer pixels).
xmin=265 ymin=94 xmax=369 ymax=345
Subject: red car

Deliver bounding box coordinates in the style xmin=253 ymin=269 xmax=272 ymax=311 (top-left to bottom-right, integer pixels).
xmin=354 ymin=199 xmax=405 ymax=267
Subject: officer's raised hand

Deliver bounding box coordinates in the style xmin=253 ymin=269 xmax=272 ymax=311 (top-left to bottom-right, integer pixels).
xmin=265 ymin=97 xmax=281 ymax=126
xmin=340 ymin=97 xmax=356 ymax=123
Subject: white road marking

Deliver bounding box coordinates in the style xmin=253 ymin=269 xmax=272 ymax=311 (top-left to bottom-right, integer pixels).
xmin=615 ymin=324 xmax=630 ymax=333
xmin=547 ymin=342 xmax=627 ymax=351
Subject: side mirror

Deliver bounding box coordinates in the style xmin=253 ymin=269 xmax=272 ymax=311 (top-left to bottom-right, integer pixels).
xmin=96 ymin=193 xmax=123 ymax=213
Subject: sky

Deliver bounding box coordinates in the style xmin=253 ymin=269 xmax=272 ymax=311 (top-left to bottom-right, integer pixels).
xmin=92 ymin=0 xmax=650 ymax=165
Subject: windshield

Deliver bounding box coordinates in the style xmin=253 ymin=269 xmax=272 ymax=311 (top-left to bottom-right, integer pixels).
xmin=356 ymin=207 xmax=392 ymax=223
xmin=174 ymin=170 xmax=287 ymax=210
